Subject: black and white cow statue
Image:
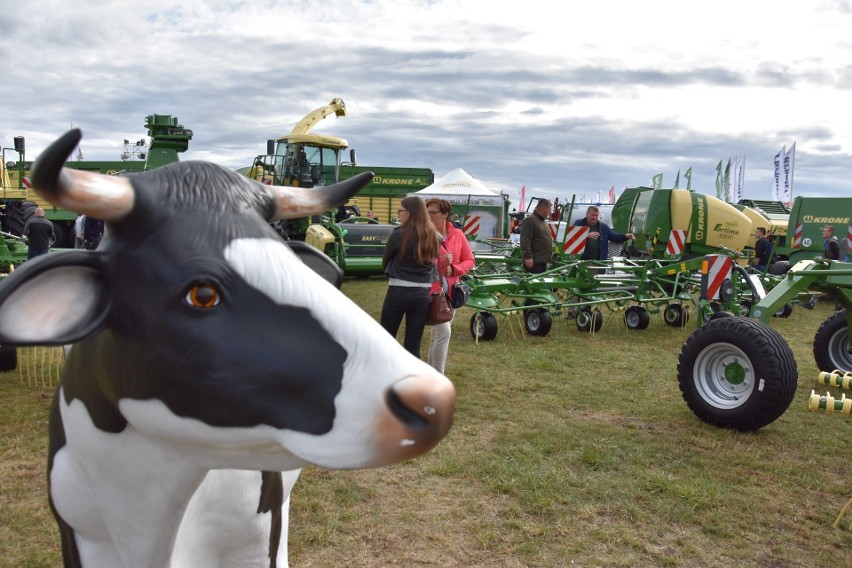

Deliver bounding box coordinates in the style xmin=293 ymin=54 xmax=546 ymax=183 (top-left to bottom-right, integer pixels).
xmin=0 ymin=130 xmax=456 ymax=568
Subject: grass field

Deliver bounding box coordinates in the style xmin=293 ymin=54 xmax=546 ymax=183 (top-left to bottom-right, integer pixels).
xmin=1 ymin=277 xmax=850 ymax=567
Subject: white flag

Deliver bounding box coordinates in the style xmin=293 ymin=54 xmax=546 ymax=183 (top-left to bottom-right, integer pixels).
xmin=734 ymin=156 xmax=745 ymax=202
xmin=773 ymin=146 xmax=785 ymax=202
xmin=783 ymin=143 xmax=795 ymax=207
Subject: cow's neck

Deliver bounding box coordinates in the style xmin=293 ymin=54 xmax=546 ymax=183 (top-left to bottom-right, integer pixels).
xmin=52 ymin=390 xmax=208 ymax=567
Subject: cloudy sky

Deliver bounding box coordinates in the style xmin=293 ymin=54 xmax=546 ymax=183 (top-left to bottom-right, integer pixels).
xmin=3 ymin=0 xmax=851 ymax=208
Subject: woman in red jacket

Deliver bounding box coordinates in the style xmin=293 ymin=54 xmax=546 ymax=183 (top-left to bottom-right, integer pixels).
xmin=425 ymin=199 xmax=476 ymax=373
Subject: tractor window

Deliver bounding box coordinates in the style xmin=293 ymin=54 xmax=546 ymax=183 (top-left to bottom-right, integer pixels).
xmin=277 ymin=142 xmax=339 ymax=187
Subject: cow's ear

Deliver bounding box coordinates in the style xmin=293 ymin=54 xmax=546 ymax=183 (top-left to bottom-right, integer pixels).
xmin=0 ymin=252 xmax=111 ymax=345
xmin=285 ymin=241 xmax=344 ymax=289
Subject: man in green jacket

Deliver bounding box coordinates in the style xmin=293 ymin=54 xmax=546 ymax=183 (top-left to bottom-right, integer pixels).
xmin=520 ymin=198 xmax=553 ymax=273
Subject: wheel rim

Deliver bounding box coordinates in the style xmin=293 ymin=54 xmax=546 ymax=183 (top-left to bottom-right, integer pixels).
xmin=827 ymin=328 xmax=851 ymax=369
xmin=626 ymin=310 xmax=640 ymax=328
xmin=527 ymin=311 xmax=541 ymax=333
xmin=473 ymin=316 xmax=485 ymax=338
xmin=692 ymin=342 xmax=755 ymax=409
xmin=665 ymin=305 xmax=681 ymax=324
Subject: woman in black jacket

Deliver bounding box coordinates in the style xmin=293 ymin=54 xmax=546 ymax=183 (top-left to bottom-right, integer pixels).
xmin=380 ymin=196 xmax=440 ymax=358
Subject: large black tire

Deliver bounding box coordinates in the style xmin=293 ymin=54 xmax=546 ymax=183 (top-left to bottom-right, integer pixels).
xmin=813 ymin=309 xmax=850 ymax=372
xmin=677 ymin=317 xmax=797 ymax=431
xmin=576 ymin=307 xmax=603 ymax=333
xmin=0 ymin=345 xmax=17 ymax=372
xmin=470 ymin=312 xmax=498 ymax=341
xmin=769 ymin=260 xmax=790 ymax=275
xmin=624 ymin=305 xmax=650 ymax=330
xmin=524 ymin=309 xmax=552 ymax=336
xmin=3 ymin=200 xmax=38 ymax=236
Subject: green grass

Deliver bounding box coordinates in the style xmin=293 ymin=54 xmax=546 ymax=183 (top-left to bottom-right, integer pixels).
xmin=2 ymin=278 xmax=851 ymax=567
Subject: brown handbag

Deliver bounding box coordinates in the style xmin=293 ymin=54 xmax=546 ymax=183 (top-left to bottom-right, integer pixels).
xmin=426 ymin=291 xmax=453 ymax=326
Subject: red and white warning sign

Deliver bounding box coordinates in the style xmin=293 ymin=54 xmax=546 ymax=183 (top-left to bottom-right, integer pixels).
xmin=701 ymin=255 xmax=733 ymax=300
xmin=463 ymin=214 xmax=481 ymax=237
xmin=666 ymin=230 xmax=686 ymax=255
xmin=22 ymin=176 xmax=32 ymax=188
xmin=792 ymin=223 xmax=803 ymax=249
xmin=562 ymin=226 xmax=589 ymax=255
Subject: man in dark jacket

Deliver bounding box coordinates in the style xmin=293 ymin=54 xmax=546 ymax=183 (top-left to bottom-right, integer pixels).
xmin=574 ymin=206 xmax=634 ymax=260
xmin=23 ymin=207 xmax=54 ymax=259
xmin=753 ymin=227 xmax=772 ymax=272
xmin=520 ymin=199 xmax=553 ymax=273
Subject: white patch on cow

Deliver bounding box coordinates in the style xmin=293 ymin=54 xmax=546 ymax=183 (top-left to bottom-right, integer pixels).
xmin=223 ymin=237 xmax=444 ymax=468
xmin=52 ymin=391 xmax=209 ymax=567
xmin=0 ymin=266 xmax=101 ymax=342
xmin=173 ymin=469 xmax=301 ymax=568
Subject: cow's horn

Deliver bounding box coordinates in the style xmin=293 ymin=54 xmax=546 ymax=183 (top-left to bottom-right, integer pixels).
xmin=31 ymin=129 xmax=134 ymax=221
xmin=269 ymin=171 xmax=374 ymax=220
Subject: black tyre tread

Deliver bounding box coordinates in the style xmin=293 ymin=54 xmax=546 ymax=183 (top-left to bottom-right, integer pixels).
xmin=470 ymin=312 xmax=498 ymax=341
xmin=769 ymin=260 xmax=790 ymax=276
xmin=812 ymin=309 xmax=850 ymax=372
xmin=677 ymin=317 xmax=797 ymax=431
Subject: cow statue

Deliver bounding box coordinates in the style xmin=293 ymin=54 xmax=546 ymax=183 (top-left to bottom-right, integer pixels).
xmin=0 ymin=130 xmax=456 ymax=568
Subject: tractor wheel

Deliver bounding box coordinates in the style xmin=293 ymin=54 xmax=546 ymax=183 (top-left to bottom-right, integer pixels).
xmin=813 ymin=309 xmax=850 ymax=372
xmin=773 ymin=303 xmax=793 ymax=318
xmin=4 ymin=200 xmax=38 ymax=236
xmin=524 ymin=308 xmax=552 ymax=336
xmin=677 ymin=317 xmax=797 ymax=431
xmin=576 ymin=307 xmax=603 ymax=333
xmin=0 ymin=345 xmax=17 ymax=372
xmin=664 ymin=303 xmax=689 ymax=327
xmin=769 ymin=260 xmax=790 ymax=275
xmin=470 ymin=312 xmax=498 ymax=341
xmin=624 ymin=305 xmax=650 ymax=330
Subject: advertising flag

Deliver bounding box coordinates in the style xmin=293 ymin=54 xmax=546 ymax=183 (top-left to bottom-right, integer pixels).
xmin=651 ymin=173 xmax=663 ymax=189
xmin=608 ymin=186 xmax=615 ymax=204
xmin=519 ymin=185 xmax=526 ymax=211
xmin=723 ymin=159 xmax=732 ymax=202
xmin=773 ymin=146 xmax=785 ymax=202
xmin=734 ymin=156 xmax=745 ymax=202
xmin=684 ymin=167 xmax=692 ymax=190
xmin=715 ymin=160 xmax=723 ymax=200
xmin=674 ymin=170 xmax=680 ymax=189
xmin=783 ymin=143 xmax=795 ymax=207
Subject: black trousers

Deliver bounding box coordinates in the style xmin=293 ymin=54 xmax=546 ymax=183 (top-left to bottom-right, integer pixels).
xmin=380 ymin=285 xmax=431 ymax=358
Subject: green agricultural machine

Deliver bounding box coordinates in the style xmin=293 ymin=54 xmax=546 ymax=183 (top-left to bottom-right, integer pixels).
xmin=1 ymin=114 xmax=193 ymax=247
xmin=678 ymin=255 xmax=852 ymax=431
xmin=238 ymin=98 xmax=434 ymax=276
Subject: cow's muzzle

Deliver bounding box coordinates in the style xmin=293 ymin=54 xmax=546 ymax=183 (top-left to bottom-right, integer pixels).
xmin=376 ymin=374 xmax=456 ymax=465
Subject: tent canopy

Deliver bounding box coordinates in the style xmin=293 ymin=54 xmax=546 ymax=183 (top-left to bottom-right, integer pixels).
xmin=413 ymin=168 xmax=504 ymax=206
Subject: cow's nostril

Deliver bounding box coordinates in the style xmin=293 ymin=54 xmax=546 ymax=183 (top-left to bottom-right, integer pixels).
xmin=385 ymin=388 xmax=430 ymax=432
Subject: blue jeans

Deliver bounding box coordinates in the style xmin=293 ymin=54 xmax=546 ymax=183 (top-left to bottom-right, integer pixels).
xmin=380 ymin=285 xmax=431 ymax=358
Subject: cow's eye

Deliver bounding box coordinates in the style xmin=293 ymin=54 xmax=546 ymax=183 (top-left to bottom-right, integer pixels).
xmin=185 ymin=283 xmax=221 ymax=309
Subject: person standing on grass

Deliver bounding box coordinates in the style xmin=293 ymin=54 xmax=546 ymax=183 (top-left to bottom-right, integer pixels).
xmin=753 ymin=227 xmax=772 ymax=272
xmin=425 ymin=198 xmax=475 ymax=374
xmin=574 ymin=205 xmax=634 ymax=261
xmin=23 ymin=207 xmax=54 ymax=259
xmin=822 ymin=225 xmax=840 ymax=260
xmin=520 ymin=198 xmax=553 ymax=274
xmin=380 ymin=196 xmax=441 ymax=359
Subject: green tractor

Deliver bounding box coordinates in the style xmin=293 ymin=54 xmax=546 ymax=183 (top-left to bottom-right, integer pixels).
xmin=238 ymin=98 xmax=434 ymax=276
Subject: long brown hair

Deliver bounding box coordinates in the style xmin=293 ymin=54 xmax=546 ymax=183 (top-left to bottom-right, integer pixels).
xmin=399 ymin=196 xmax=440 ymax=265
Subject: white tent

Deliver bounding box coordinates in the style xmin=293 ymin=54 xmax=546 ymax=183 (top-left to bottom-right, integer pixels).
xmin=412 ymin=168 xmax=507 ymax=242
xmin=413 ymin=168 xmax=504 ymax=207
